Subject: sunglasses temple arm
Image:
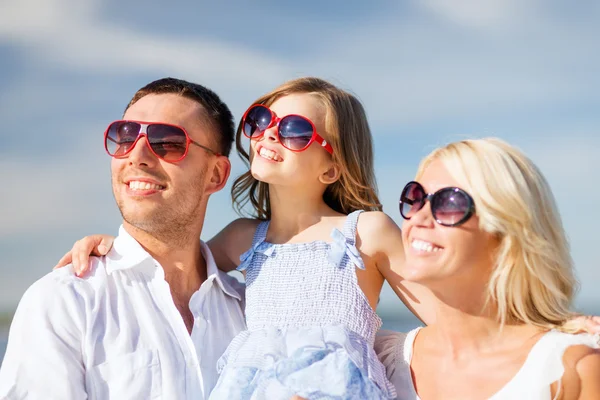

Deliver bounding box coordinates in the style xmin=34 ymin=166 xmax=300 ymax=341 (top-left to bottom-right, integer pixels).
xmin=190 ymin=140 xmax=220 ymax=156
xmin=314 ymin=136 xmax=333 ymax=154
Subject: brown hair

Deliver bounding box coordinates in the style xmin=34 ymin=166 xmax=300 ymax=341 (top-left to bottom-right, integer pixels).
xmin=232 ymin=77 xmax=381 ymax=219
xmin=126 ymin=77 xmax=235 ymax=156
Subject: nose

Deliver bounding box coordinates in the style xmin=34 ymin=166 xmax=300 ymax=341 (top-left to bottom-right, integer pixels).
xmin=127 ymin=135 xmax=158 ymax=167
xmin=262 ymin=124 xmax=280 ymax=144
xmin=409 ymin=200 xmax=435 ymax=228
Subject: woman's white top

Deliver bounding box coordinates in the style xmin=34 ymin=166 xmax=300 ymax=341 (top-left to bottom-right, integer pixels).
xmin=375 ymin=327 xmax=600 ymax=400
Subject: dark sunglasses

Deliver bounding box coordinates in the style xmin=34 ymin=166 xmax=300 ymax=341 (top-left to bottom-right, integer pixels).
xmin=399 ymin=181 xmax=475 ymax=227
xmin=104 ymin=120 xmax=220 ymax=163
xmin=241 ymin=104 xmax=333 ymax=154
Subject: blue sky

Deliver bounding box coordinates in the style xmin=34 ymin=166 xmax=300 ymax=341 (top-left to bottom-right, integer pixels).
xmin=0 ymin=0 xmax=598 ymax=317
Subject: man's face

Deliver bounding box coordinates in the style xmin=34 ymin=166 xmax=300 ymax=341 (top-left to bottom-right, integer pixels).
xmin=111 ymin=93 xmax=218 ymax=241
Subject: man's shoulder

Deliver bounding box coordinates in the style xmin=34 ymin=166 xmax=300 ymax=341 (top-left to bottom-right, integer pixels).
xmin=23 ymin=257 xmax=110 ymax=304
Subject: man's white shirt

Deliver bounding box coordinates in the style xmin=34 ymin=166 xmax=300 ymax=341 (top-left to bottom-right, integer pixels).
xmin=0 ymin=226 xmax=246 ymax=399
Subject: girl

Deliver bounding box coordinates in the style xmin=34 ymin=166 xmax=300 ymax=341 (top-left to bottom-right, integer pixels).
xmin=204 ymin=77 xmax=422 ymax=399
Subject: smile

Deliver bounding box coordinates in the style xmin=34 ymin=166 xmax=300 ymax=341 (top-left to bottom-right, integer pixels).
xmin=127 ymin=180 xmax=165 ymax=191
xmin=411 ymin=239 xmax=443 ymax=253
xmin=257 ymin=145 xmax=283 ymax=162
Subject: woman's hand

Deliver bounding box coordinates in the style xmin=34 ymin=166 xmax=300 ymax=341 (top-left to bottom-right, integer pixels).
xmin=53 ymin=234 xmax=115 ymax=276
xmin=573 ymin=315 xmax=600 ymax=335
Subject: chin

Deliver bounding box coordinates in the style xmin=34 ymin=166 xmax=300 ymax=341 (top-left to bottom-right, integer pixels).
xmin=250 ymin=166 xmax=282 ymax=184
xmin=401 ymin=259 xmax=446 ymax=283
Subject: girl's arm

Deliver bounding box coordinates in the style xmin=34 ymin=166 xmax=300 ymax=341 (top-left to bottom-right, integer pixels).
xmin=207 ymin=218 xmax=260 ymax=272
xmin=356 ymin=211 xmax=437 ymax=325
xmin=53 ymin=219 xmax=260 ymax=276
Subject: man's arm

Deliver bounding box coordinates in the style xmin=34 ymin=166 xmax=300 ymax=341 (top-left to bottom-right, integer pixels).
xmin=0 ymin=270 xmax=88 ymax=399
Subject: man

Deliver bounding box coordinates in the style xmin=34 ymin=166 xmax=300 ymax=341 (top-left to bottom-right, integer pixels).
xmin=0 ymin=78 xmax=246 ymax=399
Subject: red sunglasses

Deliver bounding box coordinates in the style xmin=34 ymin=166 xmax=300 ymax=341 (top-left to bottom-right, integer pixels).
xmin=104 ymin=120 xmax=220 ymax=163
xmin=241 ymin=104 xmax=333 ymax=154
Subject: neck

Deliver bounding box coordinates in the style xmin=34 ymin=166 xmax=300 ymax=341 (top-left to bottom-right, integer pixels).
xmin=123 ymin=221 xmax=207 ymax=302
xmin=267 ymin=184 xmax=340 ymax=239
xmin=424 ymin=281 xmax=543 ymax=358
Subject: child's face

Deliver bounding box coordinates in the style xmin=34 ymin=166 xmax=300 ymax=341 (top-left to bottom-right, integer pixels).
xmin=249 ymin=93 xmax=334 ymax=189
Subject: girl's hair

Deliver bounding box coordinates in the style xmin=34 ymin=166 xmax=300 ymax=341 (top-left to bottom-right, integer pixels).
xmin=232 ymin=77 xmax=382 ymax=219
xmin=416 ymin=138 xmax=581 ymax=332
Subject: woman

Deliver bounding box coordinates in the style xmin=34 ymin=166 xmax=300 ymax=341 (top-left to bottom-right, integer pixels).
xmin=375 ymin=138 xmax=600 ymax=399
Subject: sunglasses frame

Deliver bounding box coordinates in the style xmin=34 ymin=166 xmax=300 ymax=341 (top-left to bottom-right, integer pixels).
xmin=104 ymin=120 xmax=220 ymax=163
xmin=241 ymin=104 xmax=334 ymax=154
xmin=399 ymin=181 xmax=475 ymax=227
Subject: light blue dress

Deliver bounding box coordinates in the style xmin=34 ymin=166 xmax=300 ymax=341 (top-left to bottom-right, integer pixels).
xmin=210 ymin=211 xmax=396 ymax=399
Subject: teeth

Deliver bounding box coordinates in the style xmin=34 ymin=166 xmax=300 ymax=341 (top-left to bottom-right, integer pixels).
xmin=411 ymin=239 xmax=442 ymax=253
xmin=259 ymin=147 xmax=282 ymax=162
xmin=128 ymin=181 xmax=163 ymax=191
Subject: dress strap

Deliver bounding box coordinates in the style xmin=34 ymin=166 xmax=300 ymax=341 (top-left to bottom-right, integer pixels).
xmin=328 ymin=210 xmax=365 ymax=270
xmin=252 ymin=220 xmax=270 ymax=245
xmin=342 ymin=210 xmax=364 ymax=245
xmin=237 ymin=220 xmax=272 ymax=271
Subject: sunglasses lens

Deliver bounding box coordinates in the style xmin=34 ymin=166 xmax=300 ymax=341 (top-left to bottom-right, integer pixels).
xmin=279 ymin=115 xmax=314 ymax=150
xmin=432 ymin=188 xmax=472 ymax=226
xmin=146 ymin=124 xmax=188 ymax=161
xmin=243 ymin=105 xmax=272 ymax=138
xmin=400 ymin=182 xmax=425 ymax=219
xmin=106 ymin=121 xmax=141 ymax=156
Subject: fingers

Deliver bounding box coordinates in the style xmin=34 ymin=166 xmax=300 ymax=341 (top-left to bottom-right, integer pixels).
xmin=584 ymin=316 xmax=600 ymax=334
xmin=72 ymin=235 xmax=114 ymax=277
xmin=53 ymin=252 xmax=73 ymax=270
xmin=97 ymin=236 xmax=115 ymax=256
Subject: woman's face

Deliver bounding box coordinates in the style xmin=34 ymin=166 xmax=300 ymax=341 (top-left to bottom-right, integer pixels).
xmin=401 ymin=159 xmax=498 ymax=287
xmin=248 ymin=93 xmax=334 ymax=187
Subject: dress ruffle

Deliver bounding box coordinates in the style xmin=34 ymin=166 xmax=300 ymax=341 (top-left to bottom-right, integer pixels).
xmin=213 ymin=325 xmax=396 ymax=399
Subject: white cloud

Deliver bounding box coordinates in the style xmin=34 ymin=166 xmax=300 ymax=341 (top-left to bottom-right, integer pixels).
xmin=0 ymin=0 xmax=598 ymax=313
xmin=415 ymin=0 xmax=539 ymax=31
xmin=0 ymin=0 xmax=291 ymax=115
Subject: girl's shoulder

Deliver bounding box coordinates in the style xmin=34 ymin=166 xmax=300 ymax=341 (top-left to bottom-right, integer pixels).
xmin=208 ymin=218 xmax=263 ymax=271
xmin=355 ymin=211 xmax=403 ymax=248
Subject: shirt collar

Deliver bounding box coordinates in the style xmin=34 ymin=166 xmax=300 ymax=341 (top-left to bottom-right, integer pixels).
xmin=200 ymin=241 xmax=243 ymax=301
xmin=105 ymin=225 xmax=243 ymax=301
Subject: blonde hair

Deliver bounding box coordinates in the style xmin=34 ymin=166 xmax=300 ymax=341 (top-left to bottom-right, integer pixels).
xmin=416 ymin=138 xmax=581 ymax=332
xmin=232 ymin=77 xmax=382 ymax=219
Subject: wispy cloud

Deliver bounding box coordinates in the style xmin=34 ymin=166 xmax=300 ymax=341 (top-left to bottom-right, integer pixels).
xmin=0 ymin=0 xmax=598 ymax=312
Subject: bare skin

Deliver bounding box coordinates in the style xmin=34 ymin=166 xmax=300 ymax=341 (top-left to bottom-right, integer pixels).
xmin=402 ymin=159 xmax=600 ymax=400
xmin=57 ymin=93 xmax=435 ymax=325
xmin=103 ymin=93 xmax=231 ymax=333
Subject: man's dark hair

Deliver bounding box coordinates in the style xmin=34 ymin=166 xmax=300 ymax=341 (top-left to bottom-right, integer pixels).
xmin=125 ymin=77 xmax=235 ymax=157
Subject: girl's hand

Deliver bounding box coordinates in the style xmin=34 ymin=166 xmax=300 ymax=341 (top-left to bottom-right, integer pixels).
xmin=52 ymin=234 xmax=115 ymax=277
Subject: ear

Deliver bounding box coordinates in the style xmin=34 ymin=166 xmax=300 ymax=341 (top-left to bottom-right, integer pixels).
xmin=318 ymin=163 xmax=341 ymax=185
xmin=206 ymin=156 xmax=231 ymax=194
